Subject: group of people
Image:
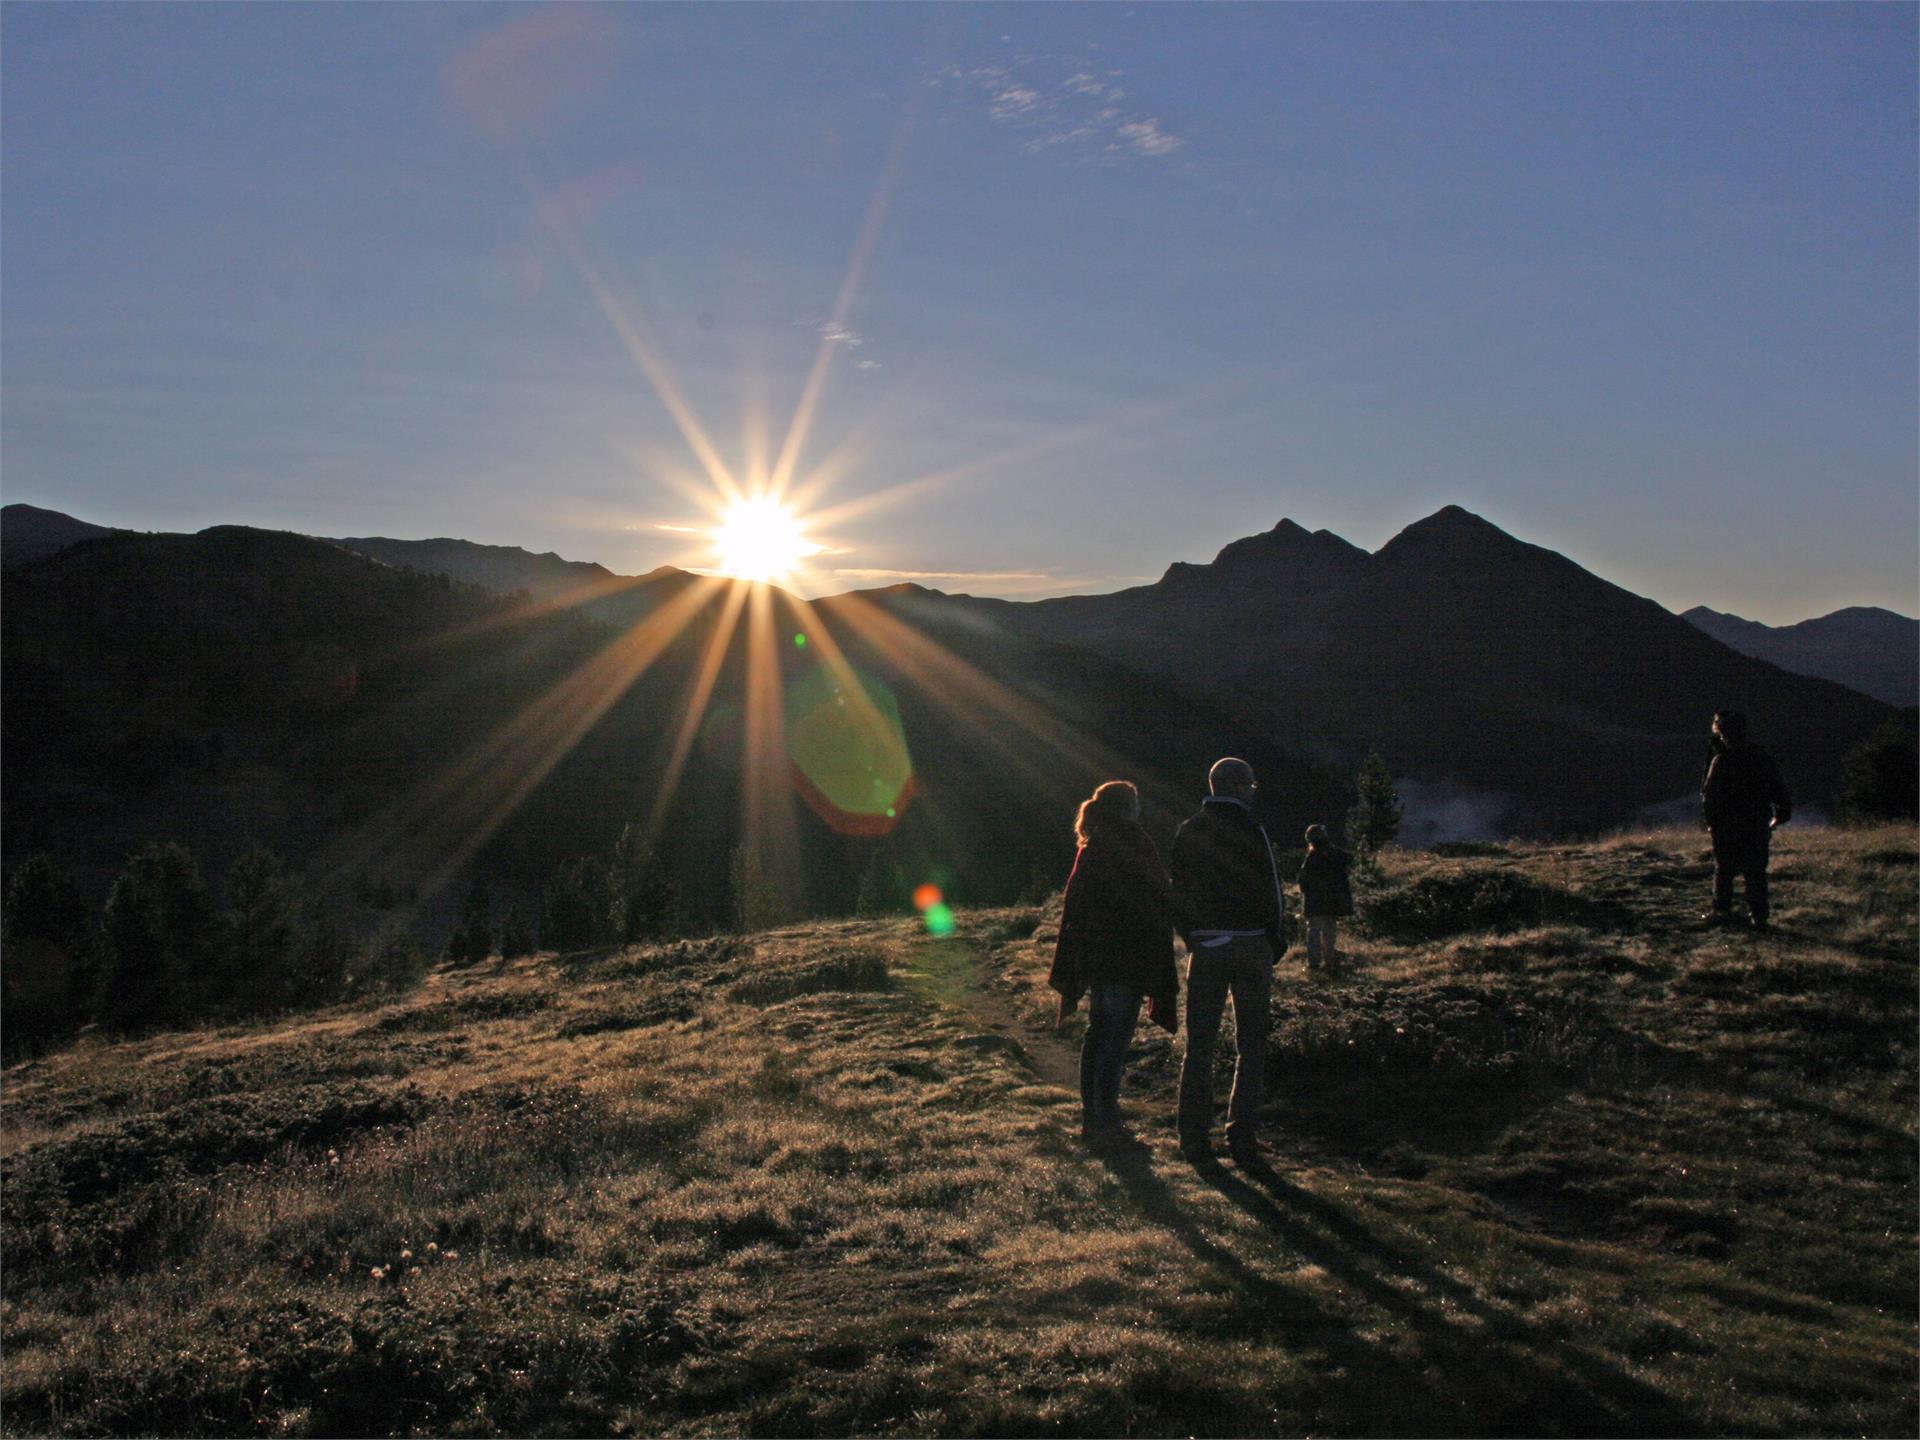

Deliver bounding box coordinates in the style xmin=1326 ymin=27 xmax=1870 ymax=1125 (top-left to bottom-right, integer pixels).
xmin=1048 ymin=713 xmax=1793 ymax=1160
xmin=1047 ymin=756 xmax=1352 ymax=1162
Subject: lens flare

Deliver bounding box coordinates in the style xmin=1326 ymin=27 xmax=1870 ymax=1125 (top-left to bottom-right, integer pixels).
xmin=785 ymin=664 xmax=915 ymax=836
xmin=713 ymin=497 xmax=822 ymax=583
xmin=923 ymin=902 xmax=956 ymax=937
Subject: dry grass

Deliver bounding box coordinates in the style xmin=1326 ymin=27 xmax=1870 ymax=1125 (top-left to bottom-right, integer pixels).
xmin=2 ymin=826 xmax=1914 ymax=1436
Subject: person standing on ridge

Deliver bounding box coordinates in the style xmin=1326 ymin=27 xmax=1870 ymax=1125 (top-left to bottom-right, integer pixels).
xmin=1048 ymin=780 xmax=1179 ymax=1142
xmin=1701 ymin=710 xmax=1792 ymax=931
xmin=1297 ymin=824 xmax=1355 ymax=974
xmin=1170 ymin=757 xmax=1287 ymax=1165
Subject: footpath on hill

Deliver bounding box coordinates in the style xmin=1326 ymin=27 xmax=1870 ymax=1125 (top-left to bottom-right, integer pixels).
xmin=2 ymin=826 xmax=1915 ymax=1438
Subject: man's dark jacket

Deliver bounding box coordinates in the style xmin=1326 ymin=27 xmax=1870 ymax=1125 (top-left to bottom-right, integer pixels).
xmin=1702 ymin=741 xmax=1792 ymax=860
xmin=1168 ymin=797 xmax=1284 ymax=946
xmin=1048 ymin=824 xmax=1179 ymax=1031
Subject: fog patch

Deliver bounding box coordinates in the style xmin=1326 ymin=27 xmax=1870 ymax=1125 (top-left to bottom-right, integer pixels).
xmin=1631 ymin=793 xmax=1699 ymax=831
xmin=1397 ymin=779 xmax=1517 ymax=847
xmin=1629 ymin=793 xmax=1829 ymax=832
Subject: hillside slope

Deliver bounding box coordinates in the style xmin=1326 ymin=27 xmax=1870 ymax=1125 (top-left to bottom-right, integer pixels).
xmin=0 ymin=502 xmax=126 ymax=569
xmin=1683 ymin=605 xmax=1919 ymax=709
xmin=3 ymin=825 xmax=1912 ymax=1437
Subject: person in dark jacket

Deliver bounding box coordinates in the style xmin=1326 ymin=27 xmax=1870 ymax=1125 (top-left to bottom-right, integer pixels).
xmin=1168 ymin=757 xmax=1286 ymax=1164
xmin=1298 ymin=824 xmax=1354 ymax=974
xmin=1701 ymin=710 xmax=1792 ymax=930
xmin=1048 ymin=780 xmax=1178 ymax=1140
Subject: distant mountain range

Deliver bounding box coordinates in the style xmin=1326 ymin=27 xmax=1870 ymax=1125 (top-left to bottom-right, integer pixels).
xmin=1 ymin=502 xmax=1906 ymax=912
xmin=899 ymin=506 xmax=1899 ymax=829
xmin=324 ymin=534 xmax=692 ymax=634
xmin=1681 ymin=605 xmax=1916 ymax=709
xmin=2 ymin=511 xmax=1337 ymax=920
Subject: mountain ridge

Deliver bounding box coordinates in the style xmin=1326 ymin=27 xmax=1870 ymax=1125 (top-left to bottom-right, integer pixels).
xmin=1681 ymin=604 xmax=1917 ymax=707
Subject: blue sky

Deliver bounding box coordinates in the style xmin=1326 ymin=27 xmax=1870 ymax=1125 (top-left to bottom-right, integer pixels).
xmin=4 ymin=2 xmax=1914 ymax=622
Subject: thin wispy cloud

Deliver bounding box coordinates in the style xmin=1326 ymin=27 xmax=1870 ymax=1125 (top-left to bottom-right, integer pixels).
xmin=941 ymin=57 xmax=1183 ymax=162
xmin=1116 ymin=117 xmax=1180 ymax=158
xmin=818 ymin=322 xmax=863 ymax=348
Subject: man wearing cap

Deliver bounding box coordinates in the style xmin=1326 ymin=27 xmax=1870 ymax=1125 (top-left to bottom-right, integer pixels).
xmin=1169 ymin=757 xmax=1288 ymax=1164
xmin=1701 ymin=710 xmax=1792 ymax=931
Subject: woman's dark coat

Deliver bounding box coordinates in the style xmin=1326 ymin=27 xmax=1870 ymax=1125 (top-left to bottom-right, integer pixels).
xmin=1298 ymin=845 xmax=1355 ymax=919
xmin=1048 ymin=824 xmax=1179 ymax=1032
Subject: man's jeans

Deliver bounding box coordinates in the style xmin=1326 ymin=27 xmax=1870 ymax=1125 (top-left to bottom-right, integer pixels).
xmin=1080 ymin=984 xmax=1142 ymax=1124
xmin=1178 ymin=936 xmax=1273 ymax=1145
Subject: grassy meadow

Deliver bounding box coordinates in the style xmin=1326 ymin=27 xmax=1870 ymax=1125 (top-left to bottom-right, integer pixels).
xmin=2 ymin=824 xmax=1914 ymax=1437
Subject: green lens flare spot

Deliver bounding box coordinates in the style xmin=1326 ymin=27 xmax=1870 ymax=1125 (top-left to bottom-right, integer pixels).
xmin=885 ymin=807 xmax=896 ymax=818
xmin=793 ymin=632 xmax=807 ymax=647
xmin=924 ymin=902 xmax=956 ymax=937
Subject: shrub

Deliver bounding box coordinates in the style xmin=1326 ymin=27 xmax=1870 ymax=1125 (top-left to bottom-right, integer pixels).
xmin=1361 ymin=870 xmax=1572 ymax=941
xmin=355 ymin=926 xmax=431 ymax=994
xmin=728 ymin=948 xmax=891 ymax=1004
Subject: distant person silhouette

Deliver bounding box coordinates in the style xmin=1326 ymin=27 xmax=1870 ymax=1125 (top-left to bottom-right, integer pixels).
xmin=1701 ymin=710 xmax=1792 ymax=931
xmin=1169 ymin=757 xmax=1287 ymax=1164
xmin=1048 ymin=780 xmax=1178 ymax=1142
xmin=1297 ymin=824 xmax=1354 ymax=974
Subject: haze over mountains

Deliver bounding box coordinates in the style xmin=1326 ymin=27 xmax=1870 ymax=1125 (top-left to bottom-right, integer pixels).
xmin=1 ymin=501 xmax=1905 ymax=919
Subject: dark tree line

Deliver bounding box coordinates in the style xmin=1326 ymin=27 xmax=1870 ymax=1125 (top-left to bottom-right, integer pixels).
xmin=1 ymin=842 xmax=427 ymax=1056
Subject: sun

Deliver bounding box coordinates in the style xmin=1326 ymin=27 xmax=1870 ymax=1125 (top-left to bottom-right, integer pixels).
xmin=712 ymin=496 xmax=822 ymax=583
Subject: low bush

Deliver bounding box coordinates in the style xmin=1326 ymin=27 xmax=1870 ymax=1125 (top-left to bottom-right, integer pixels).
xmin=1361 ymin=869 xmax=1584 ymax=941
xmin=729 ymin=948 xmax=891 ymax=1004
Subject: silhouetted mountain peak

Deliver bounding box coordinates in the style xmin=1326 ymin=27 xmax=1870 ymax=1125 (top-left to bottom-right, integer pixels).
xmin=1152 ymin=516 xmax=1367 ymax=592
xmin=1380 ymin=504 xmax=1517 ymax=550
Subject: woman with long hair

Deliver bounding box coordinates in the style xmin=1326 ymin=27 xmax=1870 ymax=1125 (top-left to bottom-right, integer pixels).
xmin=1048 ymin=780 xmax=1179 ymax=1140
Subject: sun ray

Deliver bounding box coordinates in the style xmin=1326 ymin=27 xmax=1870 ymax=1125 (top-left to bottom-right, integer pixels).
xmin=636 ymin=577 xmax=754 ymax=855
xmin=765 ymin=105 xmax=920 ymax=503
xmin=480 ymin=133 xmax=743 ymax=505
xmin=739 ymin=580 xmax=806 ymax=919
xmin=311 ymin=575 xmax=726 ymax=907
xmin=817 ymin=588 xmax=1194 ymax=821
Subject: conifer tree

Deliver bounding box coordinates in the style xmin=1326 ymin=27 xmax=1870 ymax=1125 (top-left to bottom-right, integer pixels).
xmin=498 ymin=901 xmax=537 ymax=959
xmin=222 ymin=847 xmax=300 ymax=1012
xmin=1346 ymin=752 xmax=1403 ymax=854
xmin=102 ymin=842 xmax=217 ymax=1029
xmin=2 ymin=855 xmax=96 ymax=1048
xmin=446 ymin=876 xmax=494 ymax=966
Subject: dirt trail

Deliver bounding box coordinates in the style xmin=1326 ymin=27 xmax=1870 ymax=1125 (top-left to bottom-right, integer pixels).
xmin=902 ymin=934 xmax=1080 ymax=1095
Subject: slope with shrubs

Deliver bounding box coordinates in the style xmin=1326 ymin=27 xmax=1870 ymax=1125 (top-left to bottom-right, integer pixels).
xmin=2 ymin=826 xmax=1913 ymax=1437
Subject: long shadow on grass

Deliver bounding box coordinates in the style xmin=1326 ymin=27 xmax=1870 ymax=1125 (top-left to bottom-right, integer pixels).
xmin=1191 ymin=1159 xmax=1706 ymax=1437
xmin=1085 ymin=1140 xmax=1444 ymax=1434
